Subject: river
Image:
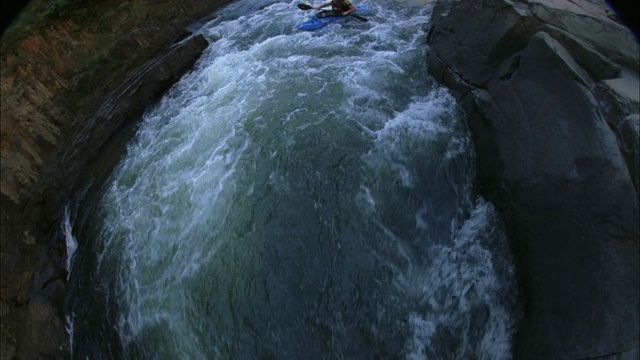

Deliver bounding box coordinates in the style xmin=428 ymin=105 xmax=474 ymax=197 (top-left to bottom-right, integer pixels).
xmin=65 ymin=1 xmax=520 ymax=358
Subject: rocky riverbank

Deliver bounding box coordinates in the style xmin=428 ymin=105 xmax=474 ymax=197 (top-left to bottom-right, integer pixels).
xmin=427 ymin=0 xmax=639 ymax=358
xmin=1 ymin=0 xmax=232 ymax=358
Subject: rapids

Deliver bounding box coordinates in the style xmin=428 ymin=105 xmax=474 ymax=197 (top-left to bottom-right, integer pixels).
xmin=66 ymin=1 xmax=520 ymax=358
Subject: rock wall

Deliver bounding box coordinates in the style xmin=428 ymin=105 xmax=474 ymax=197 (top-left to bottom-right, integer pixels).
xmin=427 ymin=0 xmax=639 ymax=358
xmin=0 ymin=0 xmax=232 ymax=358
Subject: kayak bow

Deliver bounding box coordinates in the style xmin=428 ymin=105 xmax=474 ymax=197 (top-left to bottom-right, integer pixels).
xmin=297 ymin=4 xmax=370 ymax=31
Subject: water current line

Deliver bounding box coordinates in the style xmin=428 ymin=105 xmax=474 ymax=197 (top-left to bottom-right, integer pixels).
xmin=63 ymin=205 xmax=78 ymax=275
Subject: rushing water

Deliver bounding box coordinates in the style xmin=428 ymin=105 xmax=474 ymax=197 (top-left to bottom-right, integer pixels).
xmin=66 ymin=1 xmax=520 ymax=358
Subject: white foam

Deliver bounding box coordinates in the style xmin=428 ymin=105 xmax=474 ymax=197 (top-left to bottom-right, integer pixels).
xmin=65 ymin=314 xmax=80 ymax=360
xmin=62 ymin=205 xmax=78 ymax=275
xmin=403 ymin=199 xmax=519 ymax=359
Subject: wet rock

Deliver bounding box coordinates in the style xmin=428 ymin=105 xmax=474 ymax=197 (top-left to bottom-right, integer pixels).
xmin=527 ymin=0 xmax=638 ymax=68
xmin=614 ymin=114 xmax=640 ymax=192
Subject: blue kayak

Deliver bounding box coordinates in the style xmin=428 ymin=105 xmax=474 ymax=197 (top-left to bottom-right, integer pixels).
xmin=297 ymin=4 xmax=369 ymax=31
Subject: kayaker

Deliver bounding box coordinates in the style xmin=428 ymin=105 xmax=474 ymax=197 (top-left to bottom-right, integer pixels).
xmin=315 ymin=0 xmax=356 ymax=16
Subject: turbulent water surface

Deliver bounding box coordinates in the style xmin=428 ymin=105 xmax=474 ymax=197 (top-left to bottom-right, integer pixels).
xmin=66 ymin=1 xmax=520 ymax=358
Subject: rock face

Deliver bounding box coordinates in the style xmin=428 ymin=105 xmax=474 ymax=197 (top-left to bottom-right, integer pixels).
xmin=0 ymin=0 xmax=231 ymax=357
xmin=427 ymin=0 xmax=639 ymax=358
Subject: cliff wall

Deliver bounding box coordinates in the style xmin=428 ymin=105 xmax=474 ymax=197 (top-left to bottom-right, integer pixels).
xmin=427 ymin=0 xmax=639 ymax=358
xmin=1 ymin=0 xmax=232 ymax=358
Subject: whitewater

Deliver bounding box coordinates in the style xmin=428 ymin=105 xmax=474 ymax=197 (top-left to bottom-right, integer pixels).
xmin=65 ymin=1 xmax=521 ymax=358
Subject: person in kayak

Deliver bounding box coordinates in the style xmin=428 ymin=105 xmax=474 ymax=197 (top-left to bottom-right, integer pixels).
xmin=315 ymin=0 xmax=356 ymax=16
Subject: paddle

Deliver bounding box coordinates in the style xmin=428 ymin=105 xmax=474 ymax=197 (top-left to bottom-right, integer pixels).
xmin=297 ymin=3 xmax=369 ymax=22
